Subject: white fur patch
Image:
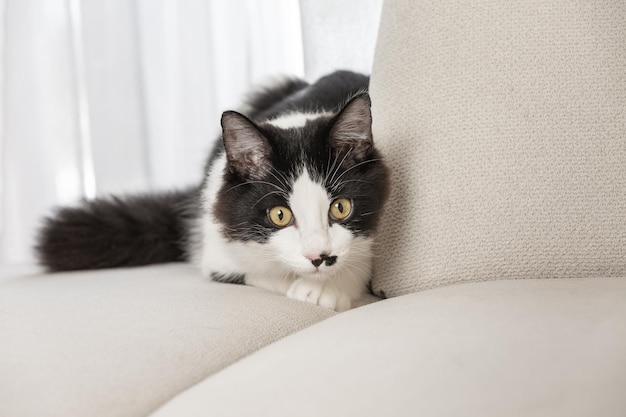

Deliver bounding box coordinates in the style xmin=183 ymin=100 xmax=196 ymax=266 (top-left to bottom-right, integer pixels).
xmin=266 ymin=112 xmax=332 ymax=129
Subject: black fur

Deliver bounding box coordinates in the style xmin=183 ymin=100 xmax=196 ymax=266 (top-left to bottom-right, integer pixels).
xmin=251 ymin=71 xmax=369 ymax=120
xmin=35 ymin=70 xmax=389 ymax=272
xmin=211 ymin=272 xmax=246 ymax=285
xmin=36 ymin=188 xmax=200 ymax=271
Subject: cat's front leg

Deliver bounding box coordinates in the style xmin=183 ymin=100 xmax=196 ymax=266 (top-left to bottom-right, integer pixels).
xmin=287 ymin=278 xmax=352 ymax=312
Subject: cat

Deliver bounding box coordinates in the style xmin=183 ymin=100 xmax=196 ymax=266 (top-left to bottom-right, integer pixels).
xmin=36 ymin=70 xmax=390 ymax=311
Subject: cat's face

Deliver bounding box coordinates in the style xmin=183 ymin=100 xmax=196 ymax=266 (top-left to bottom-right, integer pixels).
xmin=214 ymin=94 xmax=389 ymax=279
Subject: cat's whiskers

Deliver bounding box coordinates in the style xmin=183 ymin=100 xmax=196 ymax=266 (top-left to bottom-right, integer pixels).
xmin=330 ymin=178 xmax=372 ymax=193
xmin=337 ymin=259 xmax=370 ymax=291
xmin=330 ymin=158 xmax=381 ymax=190
xmin=325 ymin=147 xmax=354 ymax=188
xmin=223 ymin=221 xmax=273 ymax=242
xmin=325 ymin=148 xmax=342 ymax=182
xmin=324 ymin=147 xmax=334 ymax=178
xmin=222 ymin=221 xmax=249 ymax=230
xmin=252 ymin=190 xmax=289 ymax=208
xmin=225 ymin=180 xmax=286 ymax=195
xmin=344 ymin=248 xmax=377 ymax=262
xmin=268 ymin=167 xmax=291 ymax=191
xmin=342 ymin=259 xmax=369 ymax=276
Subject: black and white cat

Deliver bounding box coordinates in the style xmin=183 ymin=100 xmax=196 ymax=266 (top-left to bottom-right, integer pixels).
xmin=36 ymin=71 xmax=390 ymax=311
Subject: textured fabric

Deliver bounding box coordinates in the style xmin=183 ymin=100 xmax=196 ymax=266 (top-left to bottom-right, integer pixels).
xmin=150 ymin=278 xmax=626 ymax=417
xmin=369 ymin=0 xmax=626 ymax=296
xmin=0 ymin=264 xmax=335 ymax=417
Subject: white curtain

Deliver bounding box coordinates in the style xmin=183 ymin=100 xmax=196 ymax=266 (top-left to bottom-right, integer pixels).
xmin=0 ymin=0 xmax=381 ymax=265
xmin=299 ymin=0 xmax=383 ymax=81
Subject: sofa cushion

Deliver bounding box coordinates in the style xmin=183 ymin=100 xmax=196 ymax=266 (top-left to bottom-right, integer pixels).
xmin=369 ymin=0 xmax=626 ymax=296
xmin=0 ymin=264 xmax=335 ymax=417
xmin=149 ymin=277 xmax=626 ymax=417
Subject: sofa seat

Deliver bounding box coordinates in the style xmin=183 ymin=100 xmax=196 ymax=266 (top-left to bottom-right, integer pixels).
xmin=151 ymin=277 xmax=626 ymax=417
xmin=0 ymin=264 xmax=336 ymax=417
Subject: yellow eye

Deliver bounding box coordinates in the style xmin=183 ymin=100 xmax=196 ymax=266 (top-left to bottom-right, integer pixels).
xmin=268 ymin=206 xmax=293 ymax=228
xmin=329 ymin=198 xmax=353 ymax=221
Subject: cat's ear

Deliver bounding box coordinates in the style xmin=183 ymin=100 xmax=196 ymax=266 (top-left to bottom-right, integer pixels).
xmin=221 ymin=111 xmax=272 ymax=179
xmin=329 ymin=93 xmax=374 ymax=165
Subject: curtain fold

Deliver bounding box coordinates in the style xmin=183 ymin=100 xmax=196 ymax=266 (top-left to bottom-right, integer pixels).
xmin=2 ymin=0 xmax=84 ymax=264
xmin=0 ymin=0 xmax=305 ymax=264
xmin=299 ymin=0 xmax=382 ymax=81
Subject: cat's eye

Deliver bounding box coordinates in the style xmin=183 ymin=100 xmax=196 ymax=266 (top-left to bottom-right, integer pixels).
xmin=268 ymin=206 xmax=293 ymax=228
xmin=329 ymin=198 xmax=353 ymax=221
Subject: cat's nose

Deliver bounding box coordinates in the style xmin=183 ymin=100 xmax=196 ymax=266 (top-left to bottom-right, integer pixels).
xmin=308 ymin=253 xmax=337 ymax=268
xmin=311 ymin=258 xmax=324 ymax=267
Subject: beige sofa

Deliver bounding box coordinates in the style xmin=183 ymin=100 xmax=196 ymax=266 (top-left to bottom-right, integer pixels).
xmin=2 ymin=1 xmax=625 ymax=416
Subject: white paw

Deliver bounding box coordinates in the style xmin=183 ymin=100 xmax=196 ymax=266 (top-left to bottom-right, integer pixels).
xmin=287 ymin=278 xmax=351 ymax=312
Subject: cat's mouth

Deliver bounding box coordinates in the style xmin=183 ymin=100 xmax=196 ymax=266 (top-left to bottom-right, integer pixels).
xmin=300 ymin=254 xmax=340 ymax=277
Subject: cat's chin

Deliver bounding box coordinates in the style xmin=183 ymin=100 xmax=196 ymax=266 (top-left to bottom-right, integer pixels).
xmin=297 ymin=268 xmax=336 ymax=280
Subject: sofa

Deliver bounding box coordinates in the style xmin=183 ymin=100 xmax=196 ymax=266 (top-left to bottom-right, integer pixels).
xmin=2 ymin=1 xmax=625 ymax=416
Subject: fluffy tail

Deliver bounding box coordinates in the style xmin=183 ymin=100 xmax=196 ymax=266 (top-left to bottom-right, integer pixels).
xmin=35 ymin=187 xmax=200 ymax=272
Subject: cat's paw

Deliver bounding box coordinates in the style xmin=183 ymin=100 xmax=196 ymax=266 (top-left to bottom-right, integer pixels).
xmin=287 ymin=278 xmax=351 ymax=312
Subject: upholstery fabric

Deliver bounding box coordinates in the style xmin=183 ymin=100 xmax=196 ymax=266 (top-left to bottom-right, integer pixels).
xmin=369 ymin=0 xmax=626 ymax=296
xmin=149 ymin=278 xmax=626 ymax=417
xmin=0 ymin=264 xmax=335 ymax=417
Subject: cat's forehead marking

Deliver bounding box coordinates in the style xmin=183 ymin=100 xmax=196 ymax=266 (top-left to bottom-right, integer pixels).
xmin=288 ymin=168 xmax=329 ymax=230
xmin=266 ymin=111 xmax=332 ymax=130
